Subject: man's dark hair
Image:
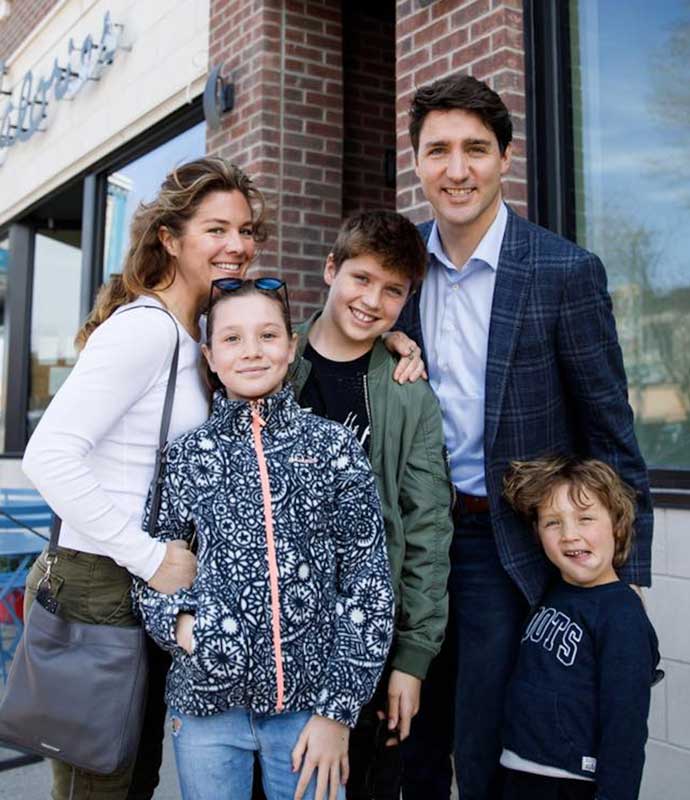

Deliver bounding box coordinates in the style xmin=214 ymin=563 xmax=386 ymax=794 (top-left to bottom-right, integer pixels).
xmin=408 ymin=74 xmax=513 ymax=155
xmin=331 ymin=210 xmax=427 ymax=292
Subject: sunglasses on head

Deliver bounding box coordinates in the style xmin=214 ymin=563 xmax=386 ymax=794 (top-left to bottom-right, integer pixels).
xmin=208 ymin=277 xmax=292 ymax=329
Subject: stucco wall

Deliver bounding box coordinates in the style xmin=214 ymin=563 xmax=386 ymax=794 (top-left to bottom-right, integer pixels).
xmin=0 ymin=0 xmax=209 ymax=226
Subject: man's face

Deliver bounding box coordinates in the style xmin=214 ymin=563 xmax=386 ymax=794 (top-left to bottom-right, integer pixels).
xmin=414 ymin=109 xmax=511 ymax=240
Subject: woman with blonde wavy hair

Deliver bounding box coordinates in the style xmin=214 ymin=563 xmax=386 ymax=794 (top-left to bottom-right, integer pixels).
xmin=22 ymin=156 xmax=267 ymax=800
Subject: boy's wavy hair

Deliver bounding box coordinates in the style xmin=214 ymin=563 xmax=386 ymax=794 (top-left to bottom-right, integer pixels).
xmin=330 ymin=210 xmax=427 ymax=292
xmin=75 ymin=157 xmax=267 ymax=350
xmin=503 ymin=456 xmax=637 ymax=568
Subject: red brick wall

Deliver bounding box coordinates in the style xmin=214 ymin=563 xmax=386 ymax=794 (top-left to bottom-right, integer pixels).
xmin=342 ymin=6 xmax=396 ymax=216
xmin=206 ymin=0 xmax=282 ymax=266
xmin=207 ymin=0 xmax=343 ymax=320
xmin=209 ymin=0 xmax=528 ymax=315
xmin=396 ymin=0 xmax=527 ymax=223
xmin=0 ymin=0 xmax=60 ymax=60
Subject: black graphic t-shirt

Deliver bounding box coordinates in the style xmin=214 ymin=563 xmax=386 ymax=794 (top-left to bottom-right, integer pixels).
xmin=300 ymin=342 xmax=372 ymax=455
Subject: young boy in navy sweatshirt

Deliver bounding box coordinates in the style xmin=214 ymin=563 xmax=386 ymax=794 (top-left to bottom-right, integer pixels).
xmin=501 ymin=457 xmax=662 ymax=800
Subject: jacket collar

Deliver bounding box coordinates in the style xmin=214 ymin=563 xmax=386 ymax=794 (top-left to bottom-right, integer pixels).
xmin=292 ymin=310 xmax=390 ymax=377
xmin=411 ymin=207 xmax=535 ymax=457
xmin=209 ymin=384 xmax=300 ymax=435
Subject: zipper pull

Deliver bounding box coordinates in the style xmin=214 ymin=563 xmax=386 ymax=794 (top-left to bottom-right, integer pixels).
xmin=250 ymin=400 xmax=266 ymax=428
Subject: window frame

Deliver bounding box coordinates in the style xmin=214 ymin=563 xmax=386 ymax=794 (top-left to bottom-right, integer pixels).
xmin=523 ymin=0 xmax=690 ymax=505
xmin=0 ymin=99 xmax=204 ymax=456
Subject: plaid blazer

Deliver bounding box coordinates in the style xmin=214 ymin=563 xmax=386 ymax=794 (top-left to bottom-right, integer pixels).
xmin=396 ymin=207 xmax=653 ymax=606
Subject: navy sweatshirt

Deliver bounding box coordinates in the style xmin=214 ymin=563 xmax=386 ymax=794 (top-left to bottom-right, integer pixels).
xmin=503 ymin=579 xmax=660 ymax=800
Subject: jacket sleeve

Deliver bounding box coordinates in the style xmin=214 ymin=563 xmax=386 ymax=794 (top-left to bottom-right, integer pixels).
xmin=22 ymin=309 xmax=176 ymax=580
xmin=132 ymin=436 xmax=198 ymax=652
xmin=594 ymin=597 xmax=657 ymax=800
xmin=314 ymin=433 xmax=395 ymax=727
xmin=557 ymin=254 xmax=652 ymax=586
xmin=393 ymin=387 xmax=453 ymax=679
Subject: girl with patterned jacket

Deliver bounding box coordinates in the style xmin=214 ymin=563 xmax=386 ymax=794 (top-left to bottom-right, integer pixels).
xmin=22 ymin=158 xmax=265 ymax=800
xmin=134 ymin=279 xmax=395 ymax=800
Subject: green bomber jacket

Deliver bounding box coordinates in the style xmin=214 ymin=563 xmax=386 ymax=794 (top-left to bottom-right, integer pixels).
xmin=289 ymin=313 xmax=453 ymax=679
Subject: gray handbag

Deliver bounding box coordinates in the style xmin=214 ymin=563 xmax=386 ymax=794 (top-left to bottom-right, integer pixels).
xmin=0 ymin=305 xmax=180 ymax=774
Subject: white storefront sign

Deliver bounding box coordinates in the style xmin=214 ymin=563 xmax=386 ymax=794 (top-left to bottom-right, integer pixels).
xmin=0 ymin=12 xmax=128 ymax=167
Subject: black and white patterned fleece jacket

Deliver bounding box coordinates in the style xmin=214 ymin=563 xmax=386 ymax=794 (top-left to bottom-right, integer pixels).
xmin=133 ymin=385 xmax=395 ymax=727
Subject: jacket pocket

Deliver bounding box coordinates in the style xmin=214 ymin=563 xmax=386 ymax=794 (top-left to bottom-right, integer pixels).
xmin=554 ymin=690 xmax=597 ymax=757
xmin=503 ymin=678 xmax=579 ymax=767
xmin=189 ymin=596 xmax=249 ymax=702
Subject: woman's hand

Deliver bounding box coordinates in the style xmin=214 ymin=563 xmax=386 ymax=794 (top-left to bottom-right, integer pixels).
xmin=292 ymin=715 xmax=349 ymax=800
xmin=147 ymin=540 xmax=197 ymax=594
xmin=175 ymin=612 xmax=195 ymax=653
xmin=382 ymin=331 xmax=427 ymax=384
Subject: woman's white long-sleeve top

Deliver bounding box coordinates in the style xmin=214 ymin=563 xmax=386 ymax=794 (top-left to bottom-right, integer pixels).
xmin=22 ymin=297 xmax=209 ymax=580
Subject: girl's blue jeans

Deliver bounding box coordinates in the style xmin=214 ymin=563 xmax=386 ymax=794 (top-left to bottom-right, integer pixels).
xmin=169 ymin=707 xmax=346 ymax=800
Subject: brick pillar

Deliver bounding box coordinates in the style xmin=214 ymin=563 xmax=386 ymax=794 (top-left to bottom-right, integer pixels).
xmin=396 ymin=0 xmax=527 ymax=223
xmin=0 ymin=0 xmax=61 ymax=60
xmin=208 ymin=0 xmax=343 ymax=320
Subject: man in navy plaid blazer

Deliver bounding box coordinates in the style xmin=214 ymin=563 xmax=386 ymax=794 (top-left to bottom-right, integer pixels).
xmin=395 ymin=75 xmax=652 ymax=800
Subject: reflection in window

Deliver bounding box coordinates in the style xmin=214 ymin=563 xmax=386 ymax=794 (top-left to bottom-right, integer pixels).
xmin=28 ymin=232 xmax=82 ymax=437
xmin=103 ymin=121 xmax=206 ymax=279
xmin=0 ymin=233 xmax=7 ymax=450
xmin=570 ymin=0 xmax=690 ymax=469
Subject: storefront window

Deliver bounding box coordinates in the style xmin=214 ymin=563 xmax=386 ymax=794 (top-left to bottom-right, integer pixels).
xmin=0 ymin=233 xmax=7 ymax=450
xmin=570 ymin=0 xmax=690 ymax=469
xmin=103 ymin=121 xmax=206 ymax=279
xmin=27 ymin=231 xmax=82 ymax=437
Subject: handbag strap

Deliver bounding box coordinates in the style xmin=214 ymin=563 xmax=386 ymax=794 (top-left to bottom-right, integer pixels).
xmin=47 ymin=304 xmax=181 ymax=558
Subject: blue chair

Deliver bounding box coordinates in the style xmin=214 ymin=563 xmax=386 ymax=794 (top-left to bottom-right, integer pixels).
xmin=0 ymin=489 xmax=51 ymax=681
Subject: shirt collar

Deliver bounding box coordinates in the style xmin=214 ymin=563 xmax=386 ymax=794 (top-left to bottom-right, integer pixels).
xmin=427 ymin=201 xmax=508 ymax=274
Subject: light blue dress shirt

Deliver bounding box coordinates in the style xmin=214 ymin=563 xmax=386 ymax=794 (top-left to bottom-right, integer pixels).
xmin=420 ymin=203 xmax=508 ymax=496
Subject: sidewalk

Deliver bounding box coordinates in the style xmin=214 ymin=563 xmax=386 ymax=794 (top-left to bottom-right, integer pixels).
xmin=0 ymin=728 xmax=181 ymax=799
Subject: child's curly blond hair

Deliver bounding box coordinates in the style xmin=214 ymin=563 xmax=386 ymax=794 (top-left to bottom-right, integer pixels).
xmin=503 ymin=457 xmax=637 ymax=568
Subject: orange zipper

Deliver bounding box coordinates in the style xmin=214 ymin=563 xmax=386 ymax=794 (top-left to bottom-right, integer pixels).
xmin=250 ymin=404 xmax=285 ymax=712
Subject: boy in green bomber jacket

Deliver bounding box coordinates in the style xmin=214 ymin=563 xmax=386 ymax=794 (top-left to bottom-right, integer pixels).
xmin=289 ymin=210 xmax=454 ymax=800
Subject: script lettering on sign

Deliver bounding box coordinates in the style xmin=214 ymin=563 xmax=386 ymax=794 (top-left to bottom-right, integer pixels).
xmin=0 ymin=12 xmax=129 ymax=167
